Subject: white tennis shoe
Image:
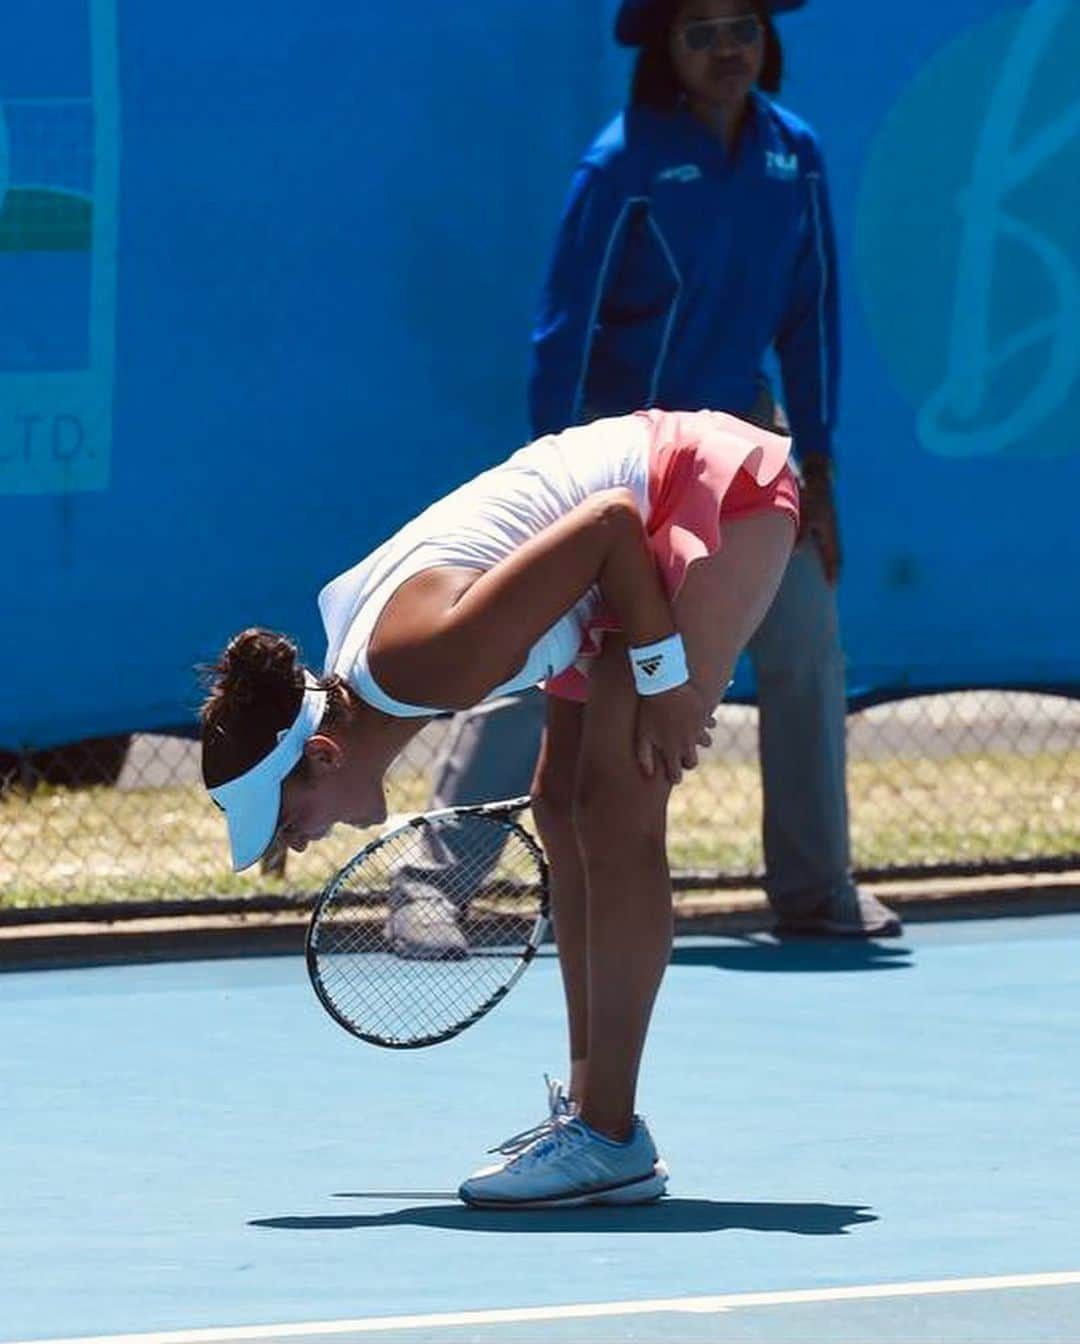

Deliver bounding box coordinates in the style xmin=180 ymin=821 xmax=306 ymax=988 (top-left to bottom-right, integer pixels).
xmin=459 ymin=1114 xmax=669 ymax=1209
xmin=383 ymin=895 xmax=468 ymax=960
xmin=488 ymin=1075 xmax=578 ymax=1158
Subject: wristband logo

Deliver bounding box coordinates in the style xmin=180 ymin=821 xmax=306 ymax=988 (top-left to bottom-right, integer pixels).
xmin=855 ymin=0 xmax=1080 ymax=459
xmin=638 ymin=656 xmax=664 ymax=677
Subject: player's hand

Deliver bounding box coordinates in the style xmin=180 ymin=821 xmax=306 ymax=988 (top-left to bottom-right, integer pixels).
xmin=635 ymin=682 xmax=715 ymax=786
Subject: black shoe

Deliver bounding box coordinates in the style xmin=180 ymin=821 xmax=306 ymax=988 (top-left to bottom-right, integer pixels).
xmin=774 ymin=890 xmax=903 ymax=939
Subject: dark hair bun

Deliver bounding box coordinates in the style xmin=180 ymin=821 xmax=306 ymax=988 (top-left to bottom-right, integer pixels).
xmin=215 ymin=627 xmax=303 ymax=705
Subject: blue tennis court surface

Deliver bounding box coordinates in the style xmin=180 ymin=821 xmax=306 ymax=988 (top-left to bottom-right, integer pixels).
xmin=4 ymin=913 xmax=1079 ymax=1343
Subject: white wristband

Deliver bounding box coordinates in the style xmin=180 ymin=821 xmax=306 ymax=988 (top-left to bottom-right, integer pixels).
xmin=628 ymin=633 xmax=689 ymax=696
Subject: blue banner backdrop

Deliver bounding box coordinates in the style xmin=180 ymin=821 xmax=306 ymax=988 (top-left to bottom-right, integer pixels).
xmin=1 ymin=0 xmax=1077 ymax=748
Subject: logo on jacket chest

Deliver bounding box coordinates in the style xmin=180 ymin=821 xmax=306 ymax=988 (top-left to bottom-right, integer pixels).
xmin=765 ymin=150 xmax=799 ymax=180
xmin=655 ymin=163 xmax=703 ymax=185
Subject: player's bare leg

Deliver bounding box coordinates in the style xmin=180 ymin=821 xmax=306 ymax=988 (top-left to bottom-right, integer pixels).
xmin=531 ymin=697 xmax=589 ymax=1103
xmin=577 ymin=509 xmax=795 ymax=1139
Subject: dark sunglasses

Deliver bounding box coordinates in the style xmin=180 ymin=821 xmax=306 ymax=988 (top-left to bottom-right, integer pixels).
xmin=679 ymin=14 xmax=763 ymax=52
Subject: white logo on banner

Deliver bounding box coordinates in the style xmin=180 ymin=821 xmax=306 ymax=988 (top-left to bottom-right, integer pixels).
xmin=919 ymin=0 xmax=1080 ymax=457
xmin=856 ymin=0 xmax=1080 ymax=460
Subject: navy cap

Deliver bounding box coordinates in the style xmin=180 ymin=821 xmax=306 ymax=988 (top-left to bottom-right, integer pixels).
xmin=616 ymin=0 xmax=808 ymax=46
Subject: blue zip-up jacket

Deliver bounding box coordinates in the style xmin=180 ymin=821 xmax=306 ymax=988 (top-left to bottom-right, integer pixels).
xmin=528 ymin=93 xmax=839 ymax=461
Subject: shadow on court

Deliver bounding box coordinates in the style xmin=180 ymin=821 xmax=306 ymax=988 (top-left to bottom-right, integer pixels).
xmin=250 ymin=1198 xmax=877 ymax=1236
xmin=668 ymin=938 xmax=914 ymax=974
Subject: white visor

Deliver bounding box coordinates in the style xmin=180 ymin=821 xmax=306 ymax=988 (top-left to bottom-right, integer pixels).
xmin=208 ymin=673 xmax=328 ymax=871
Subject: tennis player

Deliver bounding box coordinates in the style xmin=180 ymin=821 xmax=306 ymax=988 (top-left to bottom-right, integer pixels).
xmin=201 ymin=406 xmax=798 ymax=1208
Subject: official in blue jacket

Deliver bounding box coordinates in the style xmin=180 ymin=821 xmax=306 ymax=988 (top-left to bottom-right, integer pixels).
xmin=398 ymin=0 xmax=899 ymax=973
xmin=531 ymin=6 xmax=835 ymax=469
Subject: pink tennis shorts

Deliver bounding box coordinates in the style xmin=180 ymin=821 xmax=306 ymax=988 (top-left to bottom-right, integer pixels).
xmin=546 ymin=407 xmax=800 ymax=703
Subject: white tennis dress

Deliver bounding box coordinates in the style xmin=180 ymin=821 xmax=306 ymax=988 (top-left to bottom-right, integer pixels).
xmin=319 ymin=417 xmax=652 ymax=716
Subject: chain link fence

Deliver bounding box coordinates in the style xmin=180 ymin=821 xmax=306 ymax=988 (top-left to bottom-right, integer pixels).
xmin=1 ymin=690 xmax=1078 ymax=914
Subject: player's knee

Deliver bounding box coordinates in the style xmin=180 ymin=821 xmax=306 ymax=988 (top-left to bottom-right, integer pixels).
xmin=573 ymin=773 xmax=666 ymax=858
xmin=531 ymin=775 xmax=576 ymax=852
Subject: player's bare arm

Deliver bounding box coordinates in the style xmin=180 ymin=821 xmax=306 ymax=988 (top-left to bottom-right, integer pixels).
xmin=368 ymin=489 xmax=710 ymax=780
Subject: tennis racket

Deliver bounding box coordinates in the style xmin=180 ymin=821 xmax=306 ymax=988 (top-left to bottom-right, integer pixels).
xmin=305 ymin=796 xmax=549 ymax=1049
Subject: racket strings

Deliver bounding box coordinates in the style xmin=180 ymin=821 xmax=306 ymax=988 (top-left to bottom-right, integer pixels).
xmin=309 ymin=814 xmax=545 ymax=1046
